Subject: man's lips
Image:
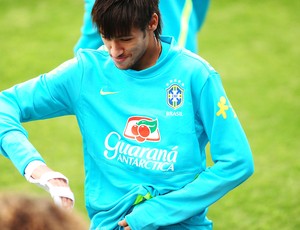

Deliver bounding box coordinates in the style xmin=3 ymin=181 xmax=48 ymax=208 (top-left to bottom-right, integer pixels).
xmin=111 ymin=56 xmax=128 ymax=63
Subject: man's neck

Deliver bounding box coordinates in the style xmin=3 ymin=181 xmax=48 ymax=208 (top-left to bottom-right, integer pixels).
xmin=133 ymin=35 xmax=162 ymax=71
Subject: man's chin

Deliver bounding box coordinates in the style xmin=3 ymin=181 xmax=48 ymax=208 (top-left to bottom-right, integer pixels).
xmin=114 ymin=63 xmax=131 ymax=70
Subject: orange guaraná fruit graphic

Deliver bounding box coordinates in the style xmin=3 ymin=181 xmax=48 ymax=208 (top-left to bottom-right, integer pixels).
xmin=124 ymin=116 xmax=160 ymax=143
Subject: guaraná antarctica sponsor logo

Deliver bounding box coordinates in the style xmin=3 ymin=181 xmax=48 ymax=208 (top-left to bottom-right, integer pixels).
xmin=103 ymin=116 xmax=178 ymax=172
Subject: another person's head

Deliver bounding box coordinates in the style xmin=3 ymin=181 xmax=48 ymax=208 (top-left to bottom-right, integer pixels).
xmin=92 ymin=0 xmax=163 ymax=70
xmin=0 ymin=193 xmax=88 ymax=230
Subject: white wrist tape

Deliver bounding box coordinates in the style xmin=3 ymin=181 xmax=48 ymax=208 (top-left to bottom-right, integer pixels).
xmin=24 ymin=160 xmax=46 ymax=182
xmin=24 ymin=163 xmax=75 ymax=208
xmin=42 ymin=173 xmax=75 ymax=207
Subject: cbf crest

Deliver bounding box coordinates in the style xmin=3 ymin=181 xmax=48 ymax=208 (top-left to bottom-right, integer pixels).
xmin=166 ymin=80 xmax=184 ymax=110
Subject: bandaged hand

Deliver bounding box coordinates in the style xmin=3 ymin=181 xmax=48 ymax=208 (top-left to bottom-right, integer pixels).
xmin=24 ymin=161 xmax=75 ymax=210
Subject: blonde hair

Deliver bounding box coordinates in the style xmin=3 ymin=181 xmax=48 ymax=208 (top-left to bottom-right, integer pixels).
xmin=0 ymin=193 xmax=88 ymax=230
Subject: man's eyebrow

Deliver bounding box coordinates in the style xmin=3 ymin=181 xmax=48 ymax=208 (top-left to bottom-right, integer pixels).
xmin=101 ymin=33 xmax=133 ymax=39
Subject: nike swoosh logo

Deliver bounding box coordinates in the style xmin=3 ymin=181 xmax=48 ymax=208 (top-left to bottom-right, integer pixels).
xmin=100 ymin=89 xmax=119 ymax=95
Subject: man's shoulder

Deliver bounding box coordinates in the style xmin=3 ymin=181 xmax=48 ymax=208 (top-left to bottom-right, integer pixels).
xmin=77 ymin=45 xmax=108 ymax=54
xmin=75 ymin=46 xmax=109 ymax=63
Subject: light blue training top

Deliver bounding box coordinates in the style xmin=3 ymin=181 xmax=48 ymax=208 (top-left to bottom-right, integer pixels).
xmin=0 ymin=36 xmax=254 ymax=230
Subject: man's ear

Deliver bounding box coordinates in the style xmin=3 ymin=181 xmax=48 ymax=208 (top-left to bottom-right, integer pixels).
xmin=148 ymin=13 xmax=159 ymax=31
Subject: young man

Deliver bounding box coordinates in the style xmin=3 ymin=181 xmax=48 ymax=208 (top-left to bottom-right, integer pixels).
xmin=0 ymin=0 xmax=254 ymax=229
xmin=74 ymin=0 xmax=211 ymax=54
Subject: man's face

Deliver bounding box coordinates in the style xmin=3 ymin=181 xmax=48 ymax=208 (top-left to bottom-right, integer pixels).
xmin=101 ymin=28 xmax=150 ymax=71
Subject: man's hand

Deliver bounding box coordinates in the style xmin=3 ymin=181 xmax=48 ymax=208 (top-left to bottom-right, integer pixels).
xmin=118 ymin=219 xmax=131 ymax=230
xmin=48 ymin=177 xmax=74 ymax=210
xmin=27 ymin=164 xmax=74 ymax=209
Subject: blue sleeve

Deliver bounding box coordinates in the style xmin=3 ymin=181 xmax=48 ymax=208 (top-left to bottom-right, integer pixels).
xmin=73 ymin=0 xmax=103 ymax=53
xmin=125 ymin=74 xmax=254 ymax=229
xmin=0 ymin=58 xmax=82 ymax=174
xmin=159 ymin=0 xmax=211 ymax=53
xmin=194 ymin=0 xmax=211 ymax=29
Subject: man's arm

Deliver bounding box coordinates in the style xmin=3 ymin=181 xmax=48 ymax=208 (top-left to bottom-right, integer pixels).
xmin=0 ymin=58 xmax=81 ymax=209
xmin=124 ymin=74 xmax=254 ymax=229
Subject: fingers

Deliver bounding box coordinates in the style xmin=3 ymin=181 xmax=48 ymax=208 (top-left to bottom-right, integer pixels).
xmin=48 ymin=180 xmax=75 ymax=210
xmin=25 ymin=163 xmax=75 ymax=210
xmin=118 ymin=219 xmax=131 ymax=230
xmin=49 ymin=178 xmax=68 ymax=187
xmin=48 ymin=178 xmax=74 ymax=209
xmin=58 ymin=197 xmax=74 ymax=210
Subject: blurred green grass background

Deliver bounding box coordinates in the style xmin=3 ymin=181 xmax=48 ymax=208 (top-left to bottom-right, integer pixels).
xmin=0 ymin=0 xmax=299 ymax=229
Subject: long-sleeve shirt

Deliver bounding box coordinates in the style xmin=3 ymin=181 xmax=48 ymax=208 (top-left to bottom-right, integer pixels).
xmin=0 ymin=36 xmax=254 ymax=229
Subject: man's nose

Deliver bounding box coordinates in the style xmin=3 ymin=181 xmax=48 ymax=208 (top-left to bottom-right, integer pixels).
xmin=109 ymin=41 xmax=124 ymax=57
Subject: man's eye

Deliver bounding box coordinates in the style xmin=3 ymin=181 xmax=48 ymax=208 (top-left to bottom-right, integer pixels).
xmin=120 ymin=38 xmax=132 ymax=42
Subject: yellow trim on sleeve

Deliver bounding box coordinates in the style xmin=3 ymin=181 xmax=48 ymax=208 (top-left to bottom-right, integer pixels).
xmin=178 ymin=0 xmax=193 ymax=48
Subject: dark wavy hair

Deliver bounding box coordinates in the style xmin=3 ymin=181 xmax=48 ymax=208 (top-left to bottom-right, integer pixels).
xmin=92 ymin=0 xmax=162 ymax=40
